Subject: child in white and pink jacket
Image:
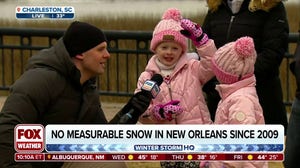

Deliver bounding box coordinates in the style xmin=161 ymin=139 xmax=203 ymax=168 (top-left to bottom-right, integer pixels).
xmin=201 ymin=37 xmax=267 ymax=168
xmin=135 ymin=8 xmax=216 ymax=125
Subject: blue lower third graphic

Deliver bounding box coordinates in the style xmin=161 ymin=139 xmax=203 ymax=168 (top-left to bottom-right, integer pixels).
xmin=46 ymin=144 xmax=130 ymax=152
xmin=194 ymin=144 xmax=284 ymax=152
xmin=45 ymin=144 xmax=283 ymax=152
xmin=16 ymin=13 xmax=74 ymax=19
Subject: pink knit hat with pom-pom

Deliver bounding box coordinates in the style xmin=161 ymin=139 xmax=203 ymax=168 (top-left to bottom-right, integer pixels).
xmin=150 ymin=8 xmax=188 ymax=53
xmin=211 ymin=36 xmax=257 ymax=84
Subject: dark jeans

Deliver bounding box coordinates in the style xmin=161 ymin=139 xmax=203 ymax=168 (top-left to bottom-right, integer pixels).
xmin=284 ymin=98 xmax=300 ymax=168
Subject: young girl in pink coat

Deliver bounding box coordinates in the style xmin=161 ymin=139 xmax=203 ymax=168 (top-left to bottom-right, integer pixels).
xmin=134 ymin=8 xmax=216 ymax=168
xmin=135 ymin=8 xmax=216 ymax=125
xmin=203 ymin=36 xmax=267 ymax=168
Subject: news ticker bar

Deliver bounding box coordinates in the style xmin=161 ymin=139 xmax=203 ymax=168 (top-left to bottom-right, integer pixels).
xmin=15 ymin=124 xmax=284 ymax=153
xmin=15 ymin=153 xmax=283 ymax=162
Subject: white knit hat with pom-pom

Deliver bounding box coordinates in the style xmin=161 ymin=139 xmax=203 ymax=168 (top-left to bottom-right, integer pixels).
xmin=150 ymin=8 xmax=188 ymax=53
xmin=211 ymin=36 xmax=257 ymax=84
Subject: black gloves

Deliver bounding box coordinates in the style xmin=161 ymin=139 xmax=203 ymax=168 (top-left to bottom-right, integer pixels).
xmin=109 ymin=91 xmax=151 ymax=124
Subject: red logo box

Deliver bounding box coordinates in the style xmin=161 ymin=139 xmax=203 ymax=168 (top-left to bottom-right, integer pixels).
xmin=14 ymin=124 xmax=44 ymax=153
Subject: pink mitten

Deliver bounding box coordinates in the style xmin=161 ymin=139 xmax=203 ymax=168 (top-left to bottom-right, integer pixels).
xmin=152 ymin=100 xmax=183 ymax=121
xmin=180 ymin=19 xmax=209 ymax=47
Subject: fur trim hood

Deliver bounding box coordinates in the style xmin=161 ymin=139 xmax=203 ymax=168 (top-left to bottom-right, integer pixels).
xmin=207 ymin=0 xmax=283 ymax=12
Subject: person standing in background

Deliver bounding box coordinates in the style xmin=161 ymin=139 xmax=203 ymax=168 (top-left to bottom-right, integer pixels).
xmin=284 ymin=29 xmax=300 ymax=168
xmin=202 ymin=0 xmax=289 ymax=134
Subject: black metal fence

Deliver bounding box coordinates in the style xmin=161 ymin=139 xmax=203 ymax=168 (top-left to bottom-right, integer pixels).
xmin=0 ymin=27 xmax=299 ymax=107
xmin=0 ymin=28 xmax=153 ymax=97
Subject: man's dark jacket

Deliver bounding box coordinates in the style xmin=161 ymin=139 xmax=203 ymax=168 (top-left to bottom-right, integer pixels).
xmin=0 ymin=39 xmax=107 ymax=168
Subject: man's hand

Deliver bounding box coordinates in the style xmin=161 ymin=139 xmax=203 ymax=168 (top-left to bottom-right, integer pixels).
xmin=129 ymin=91 xmax=151 ymax=117
xmin=109 ymin=92 xmax=151 ymax=124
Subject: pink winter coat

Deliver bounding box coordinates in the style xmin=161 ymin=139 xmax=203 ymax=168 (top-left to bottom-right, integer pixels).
xmin=210 ymin=75 xmax=267 ymax=168
xmin=214 ymin=76 xmax=265 ymax=125
xmin=135 ymin=40 xmax=216 ymax=124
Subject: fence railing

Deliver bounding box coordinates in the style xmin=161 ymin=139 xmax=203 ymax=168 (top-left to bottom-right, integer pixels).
xmin=0 ymin=27 xmax=299 ymax=107
xmin=0 ymin=28 xmax=153 ymax=97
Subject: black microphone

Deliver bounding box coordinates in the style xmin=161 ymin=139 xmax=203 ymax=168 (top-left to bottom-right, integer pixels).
xmin=140 ymin=74 xmax=164 ymax=98
xmin=118 ymin=74 xmax=163 ymax=124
